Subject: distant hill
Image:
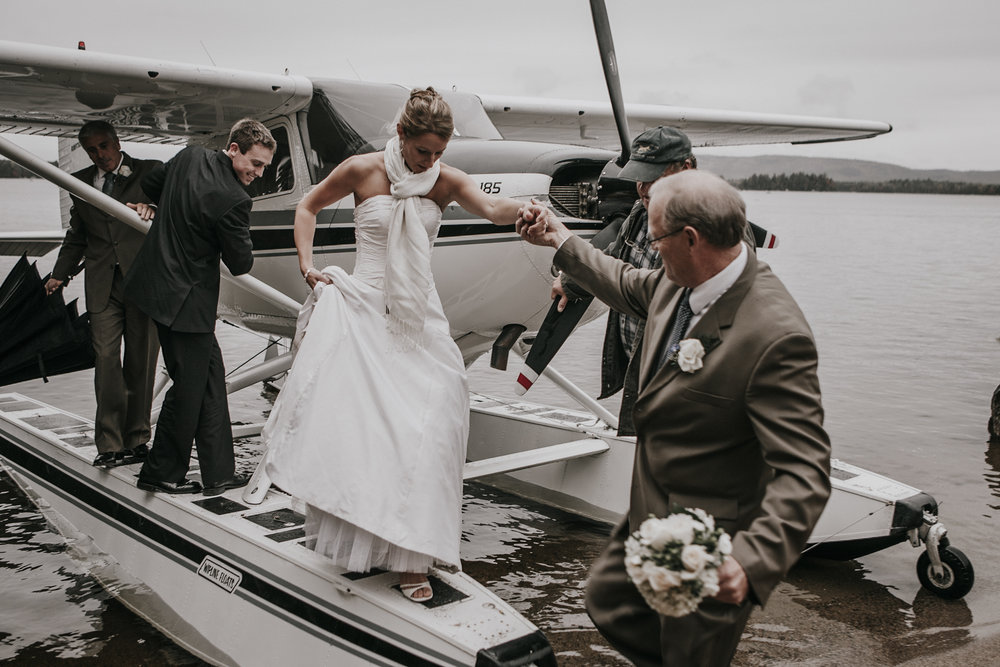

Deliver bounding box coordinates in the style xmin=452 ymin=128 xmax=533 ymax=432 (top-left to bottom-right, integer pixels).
xmin=5 ymin=154 xmax=1000 ymax=186
xmin=698 ymin=155 xmax=1000 ymax=185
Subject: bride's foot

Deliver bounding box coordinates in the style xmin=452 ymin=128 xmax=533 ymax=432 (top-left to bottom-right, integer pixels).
xmin=399 ymin=572 xmax=433 ymax=602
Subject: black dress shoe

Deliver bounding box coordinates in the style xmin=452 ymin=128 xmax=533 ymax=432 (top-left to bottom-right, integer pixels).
xmin=127 ymin=443 xmax=149 ymax=461
xmin=93 ymin=451 xmax=129 ymax=468
xmin=202 ymin=474 xmax=250 ymax=497
xmin=137 ymin=476 xmax=202 ymax=494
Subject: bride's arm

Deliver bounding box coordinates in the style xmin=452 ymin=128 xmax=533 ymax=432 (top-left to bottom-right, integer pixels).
xmin=295 ymin=157 xmax=366 ymax=285
xmin=443 ymin=166 xmax=524 ymax=227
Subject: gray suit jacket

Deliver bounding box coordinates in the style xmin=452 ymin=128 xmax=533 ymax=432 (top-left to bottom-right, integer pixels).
xmin=555 ymin=234 xmax=831 ymax=605
xmin=51 ymin=153 xmax=160 ymax=313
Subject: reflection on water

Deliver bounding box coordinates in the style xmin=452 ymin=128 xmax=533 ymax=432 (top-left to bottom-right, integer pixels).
xmin=984 ymin=439 xmax=1000 ymax=511
xmin=462 ymin=484 xmax=608 ymax=633
xmin=0 ymin=472 xmax=206 ymax=665
xmin=0 ymin=472 xmax=105 ymax=661
xmin=783 ymin=558 xmax=972 ymax=664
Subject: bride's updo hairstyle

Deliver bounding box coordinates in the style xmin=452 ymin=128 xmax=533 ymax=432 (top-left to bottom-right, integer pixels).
xmin=399 ymin=87 xmax=454 ymax=141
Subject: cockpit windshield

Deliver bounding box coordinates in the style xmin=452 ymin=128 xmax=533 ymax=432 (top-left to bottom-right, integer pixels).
xmin=302 ymin=79 xmax=502 ymax=183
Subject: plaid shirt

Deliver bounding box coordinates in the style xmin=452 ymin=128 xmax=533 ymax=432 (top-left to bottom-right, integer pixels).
xmin=617 ymin=214 xmax=659 ymax=356
xmin=558 ymin=199 xmax=754 ymax=436
xmin=557 ymin=200 xmax=660 ymax=435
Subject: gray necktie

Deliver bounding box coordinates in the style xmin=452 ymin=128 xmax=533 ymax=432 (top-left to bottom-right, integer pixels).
xmin=101 ymin=171 xmax=115 ymax=195
xmin=657 ymin=288 xmax=693 ymax=371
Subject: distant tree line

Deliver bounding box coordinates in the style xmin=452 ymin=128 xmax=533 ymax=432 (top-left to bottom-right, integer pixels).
xmin=0 ymin=159 xmax=55 ymax=178
xmin=733 ymin=172 xmax=1000 ymax=196
xmin=4 ymin=158 xmax=1000 ymax=195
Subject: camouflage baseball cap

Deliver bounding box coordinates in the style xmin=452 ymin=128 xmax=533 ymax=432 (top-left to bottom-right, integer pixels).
xmin=617 ymin=126 xmax=693 ymax=183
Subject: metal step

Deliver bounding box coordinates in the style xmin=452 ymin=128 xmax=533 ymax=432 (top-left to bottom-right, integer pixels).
xmin=463 ymin=438 xmax=610 ymax=480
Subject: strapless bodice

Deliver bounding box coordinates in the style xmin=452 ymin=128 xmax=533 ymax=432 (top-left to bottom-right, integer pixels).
xmin=352 ymin=194 xmax=443 ymax=287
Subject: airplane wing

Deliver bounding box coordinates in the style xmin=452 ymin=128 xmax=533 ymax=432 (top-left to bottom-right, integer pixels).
xmin=0 ymin=38 xmax=889 ymax=150
xmin=0 ymin=231 xmax=64 ymax=257
xmin=478 ymin=94 xmax=892 ymax=150
xmin=0 ymin=40 xmax=312 ymax=142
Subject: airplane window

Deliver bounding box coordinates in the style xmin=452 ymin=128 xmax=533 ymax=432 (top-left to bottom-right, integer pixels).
xmin=304 ymin=88 xmax=375 ymax=183
xmin=247 ymin=125 xmax=294 ymax=198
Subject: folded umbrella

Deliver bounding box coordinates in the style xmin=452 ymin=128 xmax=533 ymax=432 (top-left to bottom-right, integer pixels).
xmin=0 ymin=254 xmax=94 ymax=386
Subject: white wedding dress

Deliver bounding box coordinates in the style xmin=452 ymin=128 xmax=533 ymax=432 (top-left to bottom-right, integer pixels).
xmin=264 ymin=194 xmax=469 ymax=573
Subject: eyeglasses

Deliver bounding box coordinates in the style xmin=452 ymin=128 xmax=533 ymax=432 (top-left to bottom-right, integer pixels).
xmin=647 ymin=227 xmax=685 ymax=246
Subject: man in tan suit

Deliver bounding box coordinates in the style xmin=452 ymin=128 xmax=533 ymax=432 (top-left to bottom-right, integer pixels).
xmin=517 ymin=171 xmax=831 ymax=665
xmin=45 ymin=121 xmax=161 ymax=468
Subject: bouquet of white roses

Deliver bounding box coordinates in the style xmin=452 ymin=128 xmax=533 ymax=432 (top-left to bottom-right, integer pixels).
xmin=624 ymin=507 xmax=732 ymax=617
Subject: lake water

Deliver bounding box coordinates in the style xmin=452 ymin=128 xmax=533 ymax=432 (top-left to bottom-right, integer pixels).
xmin=2 ymin=179 xmax=1000 ymax=665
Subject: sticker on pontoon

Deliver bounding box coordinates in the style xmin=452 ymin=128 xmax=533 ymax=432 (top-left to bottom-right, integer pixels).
xmin=197 ymin=556 xmax=243 ymax=593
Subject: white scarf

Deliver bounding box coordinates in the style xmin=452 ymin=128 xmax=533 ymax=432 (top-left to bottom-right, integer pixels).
xmin=382 ymin=135 xmax=440 ymax=347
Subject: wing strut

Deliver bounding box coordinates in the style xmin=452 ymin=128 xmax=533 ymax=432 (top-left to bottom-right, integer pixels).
xmin=0 ymin=136 xmax=302 ymax=318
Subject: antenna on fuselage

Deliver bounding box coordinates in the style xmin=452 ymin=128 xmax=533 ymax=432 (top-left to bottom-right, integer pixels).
xmin=200 ymin=40 xmax=217 ymax=66
xmin=346 ymin=58 xmax=362 ymax=81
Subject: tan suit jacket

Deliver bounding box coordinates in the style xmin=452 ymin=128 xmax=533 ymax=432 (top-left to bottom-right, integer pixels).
xmin=51 ymin=153 xmax=159 ymax=313
xmin=556 ymin=233 xmax=831 ymax=606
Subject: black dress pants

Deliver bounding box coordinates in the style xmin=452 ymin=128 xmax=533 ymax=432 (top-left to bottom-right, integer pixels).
xmin=140 ymin=324 xmax=234 ymax=486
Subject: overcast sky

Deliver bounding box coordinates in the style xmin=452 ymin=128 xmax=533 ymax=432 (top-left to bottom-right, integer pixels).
xmin=2 ymin=0 xmax=997 ymax=171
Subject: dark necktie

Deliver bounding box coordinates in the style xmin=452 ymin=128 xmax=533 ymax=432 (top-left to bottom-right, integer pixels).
xmin=657 ymin=288 xmax=693 ymax=371
xmin=102 ymin=171 xmax=115 ymax=195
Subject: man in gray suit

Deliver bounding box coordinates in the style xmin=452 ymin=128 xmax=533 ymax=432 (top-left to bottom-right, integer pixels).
xmin=125 ymin=118 xmax=275 ymax=495
xmin=45 ymin=121 xmax=160 ymax=468
xmin=517 ymin=171 xmax=831 ymax=665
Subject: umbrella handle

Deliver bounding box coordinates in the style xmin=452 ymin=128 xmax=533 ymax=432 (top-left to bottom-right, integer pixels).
xmin=36 ymin=352 xmax=49 ymax=383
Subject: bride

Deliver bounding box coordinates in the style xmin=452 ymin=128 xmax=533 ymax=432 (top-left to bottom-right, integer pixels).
xmin=264 ymin=88 xmax=529 ymax=602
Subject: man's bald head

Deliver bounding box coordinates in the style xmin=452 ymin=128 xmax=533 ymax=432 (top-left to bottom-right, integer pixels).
xmin=648 ymin=171 xmax=747 ymax=249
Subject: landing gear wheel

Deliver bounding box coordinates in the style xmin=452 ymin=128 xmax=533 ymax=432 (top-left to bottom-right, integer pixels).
xmin=917 ymin=545 xmax=974 ymax=599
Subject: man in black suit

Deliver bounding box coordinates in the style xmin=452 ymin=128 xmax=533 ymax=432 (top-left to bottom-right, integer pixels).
xmin=45 ymin=121 xmax=160 ymax=468
xmin=124 ymin=118 xmax=276 ymax=495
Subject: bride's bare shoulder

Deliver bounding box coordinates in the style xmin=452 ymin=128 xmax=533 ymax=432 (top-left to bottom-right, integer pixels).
xmin=436 ymin=162 xmax=475 ymax=190
xmin=341 ymin=151 xmax=384 ymax=174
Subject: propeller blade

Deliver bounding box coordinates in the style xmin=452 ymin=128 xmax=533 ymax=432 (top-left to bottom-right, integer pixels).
xmin=515 ymin=296 xmax=593 ymax=395
xmin=590 ymin=0 xmax=630 ymax=167
xmin=512 ymin=214 xmax=625 ymax=395
xmin=748 ymin=221 xmax=779 ymax=249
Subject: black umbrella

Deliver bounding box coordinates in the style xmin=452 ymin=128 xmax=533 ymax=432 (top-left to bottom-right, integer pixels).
xmin=0 ymin=254 xmax=94 ymax=386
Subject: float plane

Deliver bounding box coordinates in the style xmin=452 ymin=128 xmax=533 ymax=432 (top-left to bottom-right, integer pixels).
xmin=0 ymin=9 xmax=974 ymax=665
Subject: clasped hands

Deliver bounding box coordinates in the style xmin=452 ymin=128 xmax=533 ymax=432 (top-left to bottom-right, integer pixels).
xmin=515 ymin=200 xmax=572 ymax=248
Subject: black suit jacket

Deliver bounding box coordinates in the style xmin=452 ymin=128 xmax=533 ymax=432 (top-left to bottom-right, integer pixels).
xmin=124 ymin=146 xmax=254 ymax=333
xmin=51 ymin=153 xmax=160 ymax=313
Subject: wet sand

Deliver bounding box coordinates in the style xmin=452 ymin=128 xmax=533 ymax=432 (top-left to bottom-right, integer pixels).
xmin=463 ymin=484 xmax=1000 ymax=666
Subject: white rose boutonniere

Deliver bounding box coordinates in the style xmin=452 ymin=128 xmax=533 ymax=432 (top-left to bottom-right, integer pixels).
xmin=118 ymin=165 xmax=132 ymax=179
xmin=676 ymin=338 xmax=705 ymax=373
